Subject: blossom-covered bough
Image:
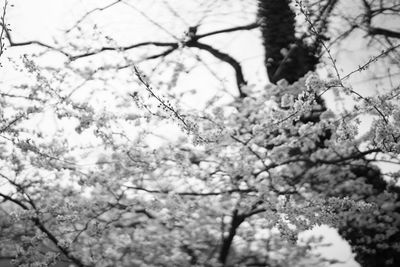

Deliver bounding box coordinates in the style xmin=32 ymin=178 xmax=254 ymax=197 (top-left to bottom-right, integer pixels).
xmin=0 ymin=0 xmax=400 ymax=266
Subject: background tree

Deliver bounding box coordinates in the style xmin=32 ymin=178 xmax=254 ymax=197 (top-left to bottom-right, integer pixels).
xmin=257 ymin=1 xmax=399 ymax=266
xmin=0 ymin=0 xmax=400 ymax=266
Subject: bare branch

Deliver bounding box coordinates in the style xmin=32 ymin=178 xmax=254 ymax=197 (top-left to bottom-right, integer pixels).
xmin=125 ymin=186 xmax=255 ymax=196
xmin=65 ymin=0 xmax=123 ymax=33
xmin=70 ymin=42 xmax=178 ymax=60
xmin=368 ymin=27 xmax=400 ymax=39
xmin=186 ymin=40 xmax=247 ymax=97
xmin=342 ymin=43 xmax=400 ymax=80
xmin=195 ymin=22 xmax=259 ymax=39
xmin=3 ymin=16 xmax=255 ymax=97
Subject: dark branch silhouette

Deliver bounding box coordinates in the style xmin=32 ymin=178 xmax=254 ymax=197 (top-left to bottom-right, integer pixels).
xmin=186 ymin=40 xmax=248 ymax=97
xmin=218 ymin=209 xmax=245 ymax=265
xmin=2 ymin=21 xmax=258 ymax=98
xmin=195 ymin=22 xmax=259 ymax=39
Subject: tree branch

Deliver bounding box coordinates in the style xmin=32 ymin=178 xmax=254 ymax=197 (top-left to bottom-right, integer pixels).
xmin=368 ymin=27 xmax=400 ymax=39
xmin=186 ymin=40 xmax=247 ymax=97
xmin=31 ymin=218 xmax=91 ymax=267
xmin=0 ymin=22 xmax=72 ymax=58
xmin=195 ymin=22 xmax=259 ymax=39
xmin=360 ymin=0 xmax=400 ymax=40
xmin=218 ymin=203 xmax=267 ymax=266
xmin=3 ymin=20 xmax=255 ymax=97
xmin=65 ymin=0 xmax=123 ymax=34
xmin=0 ymin=191 xmax=90 ymax=267
xmin=218 ymin=209 xmax=245 ymax=265
xmin=125 ymin=186 xmax=255 ymax=196
xmin=70 ymin=42 xmax=178 ymax=60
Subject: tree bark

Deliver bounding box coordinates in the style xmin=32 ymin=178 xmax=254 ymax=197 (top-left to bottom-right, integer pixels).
xmin=218 ymin=209 xmax=245 ymax=265
xmin=257 ymin=0 xmax=318 ymax=84
xmin=256 ymin=1 xmax=400 ymax=266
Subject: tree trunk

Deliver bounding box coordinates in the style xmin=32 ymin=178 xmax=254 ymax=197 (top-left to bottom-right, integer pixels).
xmin=257 ymin=0 xmax=318 ymax=84
xmin=256 ymin=1 xmax=400 ymax=266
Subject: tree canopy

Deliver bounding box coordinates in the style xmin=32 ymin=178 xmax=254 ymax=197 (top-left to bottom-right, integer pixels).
xmin=0 ymin=1 xmax=399 ymax=266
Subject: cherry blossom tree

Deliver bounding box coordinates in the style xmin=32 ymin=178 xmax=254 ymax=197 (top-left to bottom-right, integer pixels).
xmin=0 ymin=1 xmax=399 ymax=266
